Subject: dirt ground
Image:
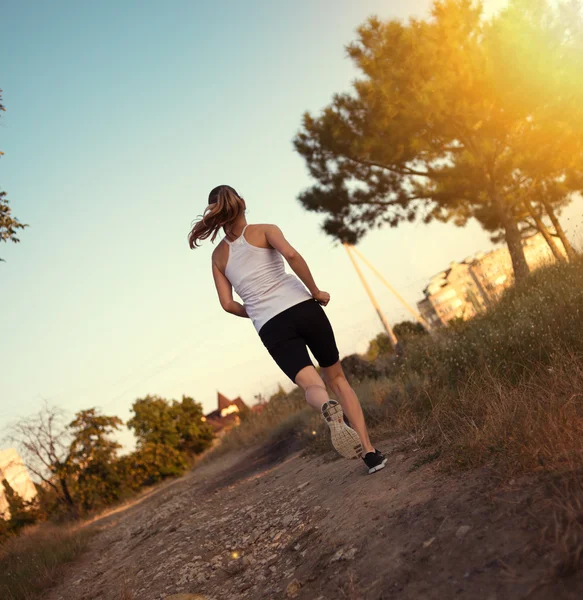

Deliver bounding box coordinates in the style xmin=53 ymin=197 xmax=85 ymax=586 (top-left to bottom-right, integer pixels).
xmin=47 ymin=437 xmax=582 ymax=600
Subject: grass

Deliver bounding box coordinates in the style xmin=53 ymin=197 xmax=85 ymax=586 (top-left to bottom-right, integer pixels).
xmin=0 ymin=523 xmax=95 ymax=600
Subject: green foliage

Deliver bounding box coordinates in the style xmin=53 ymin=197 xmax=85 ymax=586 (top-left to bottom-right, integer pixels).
xmin=125 ymin=394 xmax=214 ymax=485
xmin=393 ymin=321 xmax=429 ymax=340
xmin=1 ymin=480 xmax=37 ymax=536
xmin=365 ymin=333 xmax=394 ymax=361
xmin=294 ymin=0 xmax=583 ymax=281
xmin=128 ymin=394 xmax=214 ymax=454
xmin=120 ymin=443 xmax=188 ymax=487
xmin=68 ymin=409 xmax=124 ymax=511
xmin=366 ymin=322 xmax=428 ymax=360
xmin=0 ymin=91 xmax=27 ymax=260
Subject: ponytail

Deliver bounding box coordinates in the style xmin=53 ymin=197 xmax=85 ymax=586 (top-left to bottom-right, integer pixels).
xmin=188 ymin=185 xmax=245 ymax=248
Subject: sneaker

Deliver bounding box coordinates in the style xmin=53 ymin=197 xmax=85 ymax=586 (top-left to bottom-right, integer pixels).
xmin=363 ymin=451 xmax=387 ymax=474
xmin=375 ymin=449 xmax=388 ymax=466
xmin=321 ymin=400 xmax=363 ymax=459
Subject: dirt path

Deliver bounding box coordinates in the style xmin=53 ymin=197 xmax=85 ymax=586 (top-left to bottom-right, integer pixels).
xmin=47 ymin=438 xmax=581 ymax=600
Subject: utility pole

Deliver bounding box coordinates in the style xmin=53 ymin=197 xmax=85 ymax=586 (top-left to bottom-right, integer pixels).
xmin=344 ymin=244 xmax=398 ymax=348
xmin=350 ymin=246 xmax=431 ymax=331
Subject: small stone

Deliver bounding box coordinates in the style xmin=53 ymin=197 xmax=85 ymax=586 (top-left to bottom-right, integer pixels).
xmin=456 ymin=525 xmax=471 ymax=539
xmin=286 ymin=579 xmax=301 ymax=598
xmin=330 ymin=548 xmax=344 ymax=562
xmin=343 ymin=547 xmax=358 ymax=560
xmin=423 ymin=537 xmax=435 ymax=548
xmin=395 ymin=454 xmax=406 ymax=462
xmin=282 ymin=515 xmax=293 ymax=527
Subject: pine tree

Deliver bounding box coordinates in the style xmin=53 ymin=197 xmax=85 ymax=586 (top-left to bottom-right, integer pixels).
xmin=294 ymin=0 xmax=583 ymax=280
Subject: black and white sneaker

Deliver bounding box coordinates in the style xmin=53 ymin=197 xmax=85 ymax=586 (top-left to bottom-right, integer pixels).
xmin=363 ymin=451 xmax=387 ymax=474
xmin=321 ymin=400 xmax=363 ymax=459
xmin=375 ymin=449 xmax=388 ymax=465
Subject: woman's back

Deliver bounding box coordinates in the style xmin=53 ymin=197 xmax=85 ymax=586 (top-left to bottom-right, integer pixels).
xmin=221 ymin=225 xmax=310 ymax=332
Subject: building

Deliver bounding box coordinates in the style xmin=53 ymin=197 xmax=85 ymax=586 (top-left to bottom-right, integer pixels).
xmin=203 ymin=392 xmax=248 ymax=436
xmin=0 ymin=448 xmax=37 ymax=518
xmin=417 ymin=233 xmax=563 ymax=328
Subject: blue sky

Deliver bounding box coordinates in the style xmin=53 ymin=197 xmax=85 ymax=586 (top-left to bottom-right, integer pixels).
xmin=1 ymin=0 xmax=581 ymax=448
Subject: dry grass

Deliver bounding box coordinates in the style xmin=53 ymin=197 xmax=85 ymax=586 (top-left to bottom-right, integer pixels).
xmin=204 ymin=387 xmax=314 ymax=460
xmin=547 ymin=473 xmax=583 ymax=579
xmin=0 ymin=523 xmax=95 ymax=600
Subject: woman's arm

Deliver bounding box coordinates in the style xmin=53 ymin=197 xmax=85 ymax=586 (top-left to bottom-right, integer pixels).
xmin=265 ymin=225 xmax=330 ymax=306
xmin=212 ymin=262 xmax=249 ymax=318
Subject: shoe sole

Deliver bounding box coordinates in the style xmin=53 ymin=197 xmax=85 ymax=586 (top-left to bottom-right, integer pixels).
xmin=322 ymin=400 xmax=363 ymax=459
xmin=368 ymin=458 xmax=388 ymax=474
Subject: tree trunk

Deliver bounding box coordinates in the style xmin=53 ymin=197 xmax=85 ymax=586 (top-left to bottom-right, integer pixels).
xmin=59 ymin=477 xmax=76 ymax=511
xmin=523 ymin=200 xmax=566 ymax=262
xmin=494 ymin=192 xmax=530 ymax=282
xmin=542 ymin=198 xmax=578 ymax=261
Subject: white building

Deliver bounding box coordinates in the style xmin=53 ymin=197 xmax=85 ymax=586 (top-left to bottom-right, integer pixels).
xmin=0 ymin=448 xmax=37 ymax=517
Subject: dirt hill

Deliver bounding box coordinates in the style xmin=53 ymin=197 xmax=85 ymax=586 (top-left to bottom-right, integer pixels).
xmin=47 ymin=437 xmax=581 ymax=600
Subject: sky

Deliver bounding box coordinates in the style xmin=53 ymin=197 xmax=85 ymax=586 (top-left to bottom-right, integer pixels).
xmin=1 ymin=0 xmax=581 ymax=449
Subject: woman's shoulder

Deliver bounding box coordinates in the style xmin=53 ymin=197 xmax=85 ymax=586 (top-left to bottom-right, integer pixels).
xmin=211 ymin=240 xmax=228 ymax=264
xmin=247 ymin=223 xmax=281 ymax=233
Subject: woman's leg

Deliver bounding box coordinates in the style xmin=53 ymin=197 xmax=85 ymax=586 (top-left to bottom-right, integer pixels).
xmin=294 ymin=365 xmax=329 ymax=410
xmin=321 ymin=361 xmax=375 ymax=454
xmin=295 ymin=364 xmax=364 ymax=459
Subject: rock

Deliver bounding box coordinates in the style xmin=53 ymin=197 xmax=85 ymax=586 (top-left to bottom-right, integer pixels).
xmin=330 ymin=548 xmax=344 ymax=562
xmin=286 ymin=578 xmax=302 ymax=598
xmin=395 ymin=454 xmax=406 ymax=462
xmin=250 ymin=529 xmax=262 ymax=543
xmin=282 ymin=514 xmax=293 ymax=527
xmin=456 ymin=525 xmax=471 ymax=539
xmin=330 ymin=546 xmax=358 ymax=562
xmin=423 ymin=537 xmax=435 ymax=548
xmin=242 ymin=554 xmax=256 ymax=567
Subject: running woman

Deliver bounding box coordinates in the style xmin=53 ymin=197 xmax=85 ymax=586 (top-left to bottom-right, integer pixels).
xmin=189 ymin=185 xmax=387 ymax=474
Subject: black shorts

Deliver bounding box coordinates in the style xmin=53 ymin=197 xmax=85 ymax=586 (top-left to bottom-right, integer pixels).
xmin=259 ymin=299 xmax=340 ymax=383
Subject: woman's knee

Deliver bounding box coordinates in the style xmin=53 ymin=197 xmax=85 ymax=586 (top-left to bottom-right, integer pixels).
xmin=295 ymin=365 xmax=325 ymax=391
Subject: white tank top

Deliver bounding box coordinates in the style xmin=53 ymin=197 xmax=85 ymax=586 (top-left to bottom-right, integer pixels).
xmin=224 ymin=226 xmax=312 ymax=332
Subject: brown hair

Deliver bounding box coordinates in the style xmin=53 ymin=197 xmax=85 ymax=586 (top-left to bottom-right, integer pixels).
xmin=188 ymin=185 xmax=245 ymax=248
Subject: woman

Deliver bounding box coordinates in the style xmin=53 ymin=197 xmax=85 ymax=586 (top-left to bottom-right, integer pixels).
xmin=189 ymin=185 xmax=387 ymax=474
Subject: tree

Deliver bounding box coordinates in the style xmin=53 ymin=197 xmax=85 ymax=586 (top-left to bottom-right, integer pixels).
xmin=68 ymin=409 xmax=124 ymax=510
xmin=6 ymin=404 xmax=77 ymax=512
xmin=365 ymin=332 xmax=394 ymax=361
xmin=486 ymin=0 xmax=583 ymax=261
xmin=127 ymin=394 xmax=214 ymax=456
xmin=394 ymin=321 xmax=429 ymax=340
xmin=171 ymin=396 xmax=215 ymax=455
xmin=366 ymin=321 xmax=428 ymax=360
xmin=0 ymin=90 xmax=27 ymax=260
xmin=294 ymin=0 xmax=583 ymax=281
